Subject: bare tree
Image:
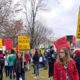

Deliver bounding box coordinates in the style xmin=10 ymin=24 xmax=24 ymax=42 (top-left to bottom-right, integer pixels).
xmin=2 ymin=20 xmax=23 ymax=38
xmin=0 ymin=0 xmax=14 ymax=37
xmin=15 ymin=0 xmax=52 ymax=48
xmin=0 ymin=20 xmax=23 ymax=46
xmin=33 ymin=21 xmax=52 ymax=48
xmin=0 ymin=0 xmax=24 ymax=46
xmin=28 ymin=0 xmax=47 ymax=48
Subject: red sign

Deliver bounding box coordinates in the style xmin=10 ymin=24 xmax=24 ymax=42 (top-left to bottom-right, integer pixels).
xmin=54 ymin=37 xmax=70 ymax=51
xmin=3 ymin=39 xmax=13 ymax=50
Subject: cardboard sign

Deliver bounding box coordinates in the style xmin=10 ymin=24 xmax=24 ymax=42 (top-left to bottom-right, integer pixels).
xmin=3 ymin=39 xmax=13 ymax=50
xmin=76 ymin=8 xmax=80 ymax=39
xmin=41 ymin=49 xmax=45 ymax=54
xmin=18 ymin=36 xmax=30 ymax=51
xmin=0 ymin=38 xmax=2 ymax=48
xmin=54 ymin=37 xmax=70 ymax=51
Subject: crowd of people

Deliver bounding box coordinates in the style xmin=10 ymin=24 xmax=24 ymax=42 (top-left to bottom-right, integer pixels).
xmin=0 ymin=45 xmax=80 ymax=80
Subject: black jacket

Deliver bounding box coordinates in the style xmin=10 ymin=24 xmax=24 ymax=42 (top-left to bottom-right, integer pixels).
xmin=47 ymin=50 xmax=56 ymax=64
xmin=13 ymin=58 xmax=26 ymax=73
xmin=33 ymin=53 xmax=39 ymax=64
xmin=74 ymin=54 xmax=80 ymax=75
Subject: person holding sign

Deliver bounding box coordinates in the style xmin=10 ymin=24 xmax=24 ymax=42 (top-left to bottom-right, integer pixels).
xmin=13 ymin=52 xmax=26 ymax=80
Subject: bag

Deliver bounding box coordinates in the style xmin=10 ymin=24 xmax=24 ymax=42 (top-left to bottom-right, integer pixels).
xmin=19 ymin=77 xmax=22 ymax=80
xmin=39 ymin=57 xmax=43 ymax=62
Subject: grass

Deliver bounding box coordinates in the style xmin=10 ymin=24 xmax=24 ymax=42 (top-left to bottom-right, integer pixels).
xmin=27 ymin=68 xmax=48 ymax=80
xmin=3 ymin=67 xmax=49 ymax=80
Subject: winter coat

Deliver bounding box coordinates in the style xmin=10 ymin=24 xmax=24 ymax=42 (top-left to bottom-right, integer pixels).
xmin=74 ymin=49 xmax=80 ymax=75
xmin=47 ymin=50 xmax=56 ymax=64
xmin=33 ymin=53 xmax=39 ymax=64
xmin=54 ymin=58 xmax=79 ymax=80
xmin=25 ymin=54 xmax=30 ymax=63
xmin=0 ymin=53 xmax=4 ymax=69
xmin=74 ymin=54 xmax=80 ymax=75
xmin=48 ymin=50 xmax=56 ymax=77
xmin=13 ymin=57 xmax=26 ymax=73
xmin=8 ymin=54 xmax=16 ymax=67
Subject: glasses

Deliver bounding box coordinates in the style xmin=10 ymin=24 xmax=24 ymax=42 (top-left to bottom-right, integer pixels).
xmin=59 ymin=52 xmax=65 ymax=53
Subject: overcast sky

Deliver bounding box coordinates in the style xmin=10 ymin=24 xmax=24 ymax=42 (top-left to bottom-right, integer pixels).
xmin=42 ymin=0 xmax=80 ymax=38
xmin=14 ymin=0 xmax=80 ymax=38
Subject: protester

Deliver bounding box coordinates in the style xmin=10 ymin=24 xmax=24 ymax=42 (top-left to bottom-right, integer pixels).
xmin=29 ymin=51 xmax=33 ymax=63
xmin=33 ymin=49 xmax=40 ymax=79
xmin=47 ymin=46 xmax=56 ymax=80
xmin=8 ymin=49 xmax=16 ymax=80
xmin=4 ymin=51 xmax=9 ymax=77
xmin=25 ymin=51 xmax=30 ymax=71
xmin=39 ymin=51 xmax=44 ymax=68
xmin=44 ymin=51 xmax=48 ymax=69
xmin=13 ymin=52 xmax=26 ymax=80
xmin=0 ymin=50 xmax=4 ymax=80
xmin=74 ymin=49 xmax=80 ymax=80
xmin=54 ymin=47 xmax=79 ymax=80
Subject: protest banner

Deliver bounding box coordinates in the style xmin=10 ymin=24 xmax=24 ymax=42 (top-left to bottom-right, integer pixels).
xmin=3 ymin=38 xmax=13 ymax=50
xmin=0 ymin=38 xmax=2 ymax=48
xmin=54 ymin=37 xmax=70 ymax=51
xmin=18 ymin=36 xmax=30 ymax=51
xmin=76 ymin=8 xmax=80 ymax=39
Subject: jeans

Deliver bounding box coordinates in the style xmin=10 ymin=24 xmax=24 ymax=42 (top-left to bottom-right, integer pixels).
xmin=9 ymin=66 xmax=13 ymax=79
xmin=34 ymin=64 xmax=39 ymax=76
xmin=5 ymin=66 xmax=9 ymax=77
xmin=16 ymin=72 xmax=25 ymax=80
xmin=48 ymin=63 xmax=54 ymax=78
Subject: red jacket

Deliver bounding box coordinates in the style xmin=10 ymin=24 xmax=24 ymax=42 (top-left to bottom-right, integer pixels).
xmin=25 ymin=54 xmax=30 ymax=63
xmin=54 ymin=58 xmax=79 ymax=80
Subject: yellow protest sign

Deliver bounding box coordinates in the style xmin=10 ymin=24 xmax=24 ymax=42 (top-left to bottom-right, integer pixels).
xmin=41 ymin=49 xmax=45 ymax=55
xmin=76 ymin=7 xmax=80 ymax=39
xmin=68 ymin=41 xmax=70 ymax=46
xmin=0 ymin=38 xmax=2 ymax=48
xmin=18 ymin=36 xmax=30 ymax=51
